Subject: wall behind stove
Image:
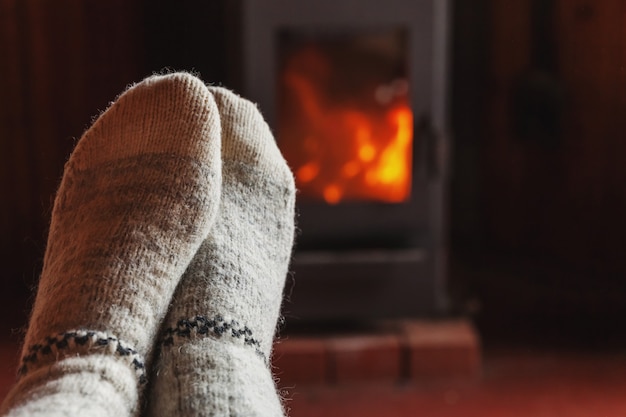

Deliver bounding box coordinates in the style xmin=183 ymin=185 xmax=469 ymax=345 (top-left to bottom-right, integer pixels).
xmin=3 ymin=0 xmax=626 ymax=338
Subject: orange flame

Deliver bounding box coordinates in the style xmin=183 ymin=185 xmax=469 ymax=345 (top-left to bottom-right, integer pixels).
xmin=279 ymin=45 xmax=412 ymax=204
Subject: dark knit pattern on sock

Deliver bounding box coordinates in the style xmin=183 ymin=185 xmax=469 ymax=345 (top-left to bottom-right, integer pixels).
xmin=161 ymin=315 xmax=268 ymax=364
xmin=19 ymin=330 xmax=147 ymax=384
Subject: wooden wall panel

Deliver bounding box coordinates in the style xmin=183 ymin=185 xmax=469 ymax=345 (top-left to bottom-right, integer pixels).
xmin=483 ymin=0 xmax=626 ymax=276
xmin=482 ymin=0 xmax=534 ymax=250
xmin=556 ymin=0 xmax=626 ymax=271
xmin=0 ymin=0 xmax=144 ymax=331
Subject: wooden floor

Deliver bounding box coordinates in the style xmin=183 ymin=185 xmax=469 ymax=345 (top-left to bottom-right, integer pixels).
xmin=287 ymin=348 xmax=626 ymax=417
xmin=1 ymin=342 xmax=625 ymax=417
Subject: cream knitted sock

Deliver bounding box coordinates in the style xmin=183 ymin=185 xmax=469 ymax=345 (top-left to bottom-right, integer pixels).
xmin=0 ymin=73 xmax=222 ymax=417
xmin=147 ymin=87 xmax=296 ymax=417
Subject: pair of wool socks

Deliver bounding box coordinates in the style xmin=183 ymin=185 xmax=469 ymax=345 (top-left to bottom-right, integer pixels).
xmin=0 ymin=73 xmax=295 ymax=417
xmin=147 ymin=86 xmax=294 ymax=417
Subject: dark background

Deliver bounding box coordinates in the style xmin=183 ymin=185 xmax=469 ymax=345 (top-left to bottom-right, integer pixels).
xmin=2 ymin=0 xmax=626 ymax=345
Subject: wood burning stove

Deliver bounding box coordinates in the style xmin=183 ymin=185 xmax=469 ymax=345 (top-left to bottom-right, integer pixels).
xmin=226 ymin=0 xmax=450 ymax=320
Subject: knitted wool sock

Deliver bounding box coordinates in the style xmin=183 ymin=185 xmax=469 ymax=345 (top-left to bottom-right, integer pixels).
xmin=0 ymin=73 xmax=222 ymax=417
xmin=147 ymin=87 xmax=296 ymax=417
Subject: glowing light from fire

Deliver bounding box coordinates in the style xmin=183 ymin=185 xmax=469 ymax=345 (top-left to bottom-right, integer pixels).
xmin=323 ymin=185 xmax=343 ymax=204
xmin=369 ymin=108 xmax=412 ymax=187
xmin=279 ymin=42 xmax=412 ymax=204
xmin=297 ymin=161 xmax=320 ymax=183
xmin=359 ymin=144 xmax=376 ymax=162
xmin=342 ymin=161 xmax=360 ymax=178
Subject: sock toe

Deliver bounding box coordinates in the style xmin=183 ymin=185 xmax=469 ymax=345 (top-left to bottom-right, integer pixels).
xmin=72 ymin=72 xmax=221 ymax=171
xmin=209 ymin=86 xmax=294 ymax=188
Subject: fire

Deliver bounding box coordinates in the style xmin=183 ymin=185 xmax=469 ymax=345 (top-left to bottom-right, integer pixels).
xmin=278 ymin=43 xmax=413 ymax=204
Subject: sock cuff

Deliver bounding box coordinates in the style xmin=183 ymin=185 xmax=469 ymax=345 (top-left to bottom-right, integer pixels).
xmin=19 ymin=330 xmax=147 ymax=385
xmin=161 ymin=315 xmax=269 ymax=365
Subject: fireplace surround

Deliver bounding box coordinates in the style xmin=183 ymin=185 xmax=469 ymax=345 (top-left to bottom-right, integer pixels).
xmin=226 ymin=0 xmax=451 ymax=320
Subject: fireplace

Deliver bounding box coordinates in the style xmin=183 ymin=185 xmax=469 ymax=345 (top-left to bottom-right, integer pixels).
xmin=226 ymin=0 xmax=450 ymax=320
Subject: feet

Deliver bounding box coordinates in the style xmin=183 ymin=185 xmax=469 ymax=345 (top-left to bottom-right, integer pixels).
xmin=1 ymin=75 xmax=296 ymax=417
xmin=1 ymin=73 xmax=222 ymax=417
xmin=147 ymin=87 xmax=296 ymax=417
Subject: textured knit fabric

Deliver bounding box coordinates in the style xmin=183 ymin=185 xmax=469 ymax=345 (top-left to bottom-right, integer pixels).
xmin=147 ymin=87 xmax=296 ymax=417
xmin=0 ymin=72 xmax=222 ymax=417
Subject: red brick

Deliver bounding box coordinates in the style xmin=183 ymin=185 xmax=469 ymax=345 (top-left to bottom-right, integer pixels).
xmin=402 ymin=319 xmax=481 ymax=379
xmin=272 ymin=337 xmax=328 ymax=386
xmin=328 ymin=334 xmax=401 ymax=384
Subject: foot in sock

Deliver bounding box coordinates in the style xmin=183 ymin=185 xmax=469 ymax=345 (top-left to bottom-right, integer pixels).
xmin=0 ymin=73 xmax=222 ymax=417
xmin=147 ymin=87 xmax=296 ymax=417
